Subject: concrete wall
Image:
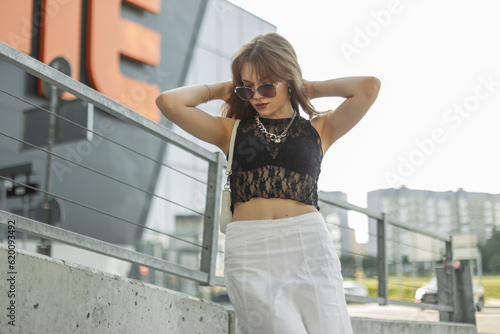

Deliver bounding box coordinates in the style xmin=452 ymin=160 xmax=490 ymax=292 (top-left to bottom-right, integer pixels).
xmin=351 ymin=317 xmax=476 ymax=334
xmin=0 ymin=247 xmax=232 ymax=333
xmin=0 ymin=246 xmax=477 ymax=334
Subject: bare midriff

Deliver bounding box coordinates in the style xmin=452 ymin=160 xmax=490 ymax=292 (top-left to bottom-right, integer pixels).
xmin=231 ymin=197 xmax=318 ymax=223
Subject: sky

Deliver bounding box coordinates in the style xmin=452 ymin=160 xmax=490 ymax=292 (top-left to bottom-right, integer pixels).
xmin=228 ymin=0 xmax=500 ymax=209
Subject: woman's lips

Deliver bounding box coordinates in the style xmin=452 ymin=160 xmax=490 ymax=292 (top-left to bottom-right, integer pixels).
xmin=255 ymin=103 xmax=269 ymax=109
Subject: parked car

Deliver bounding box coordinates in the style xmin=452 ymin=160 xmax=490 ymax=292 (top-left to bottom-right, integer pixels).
xmin=473 ymin=282 xmax=485 ymax=312
xmin=415 ymin=278 xmax=439 ymax=304
xmin=415 ymin=277 xmax=485 ymax=311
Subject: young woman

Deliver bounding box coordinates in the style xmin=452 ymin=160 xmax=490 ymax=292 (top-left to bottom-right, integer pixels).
xmin=156 ymin=32 xmax=380 ymax=334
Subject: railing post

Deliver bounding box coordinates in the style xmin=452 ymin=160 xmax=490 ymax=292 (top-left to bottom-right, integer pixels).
xmin=437 ymin=239 xmax=456 ymax=322
xmin=200 ymin=151 xmax=224 ymax=286
xmin=0 ymin=179 xmax=5 ymax=212
xmin=38 ymin=80 xmax=60 ymax=257
xmin=0 ymin=180 xmax=5 ymax=242
xmin=377 ymin=213 xmax=389 ymax=305
xmin=436 ymin=264 xmax=455 ymax=322
xmin=437 ymin=261 xmax=476 ymax=324
xmin=444 ymin=238 xmax=453 ymax=268
xmin=453 ymin=263 xmax=477 ymax=324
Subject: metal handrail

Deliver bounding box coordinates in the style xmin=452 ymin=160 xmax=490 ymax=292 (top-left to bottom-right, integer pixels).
xmin=0 ymin=41 xmax=217 ymax=163
xmin=0 ymin=41 xmax=225 ymax=286
xmin=318 ymin=191 xmax=450 ymax=242
xmin=0 ymin=210 xmax=209 ymax=282
xmin=318 ymin=192 xmax=455 ymax=314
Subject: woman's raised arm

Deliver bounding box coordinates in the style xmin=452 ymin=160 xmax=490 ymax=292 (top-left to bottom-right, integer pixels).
xmin=308 ymin=76 xmax=381 ymax=153
xmin=155 ymin=81 xmax=236 ymax=154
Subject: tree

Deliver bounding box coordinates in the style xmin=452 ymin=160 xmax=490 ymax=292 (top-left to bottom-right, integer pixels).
xmin=480 ymin=228 xmax=500 ymax=273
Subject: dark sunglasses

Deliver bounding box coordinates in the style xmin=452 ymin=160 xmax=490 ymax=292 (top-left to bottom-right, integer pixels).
xmin=234 ymin=81 xmax=282 ymax=101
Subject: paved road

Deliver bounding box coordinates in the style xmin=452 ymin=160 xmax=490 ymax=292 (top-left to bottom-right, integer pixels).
xmin=476 ymin=302 xmax=500 ymax=334
xmin=347 ymin=299 xmax=500 ymax=334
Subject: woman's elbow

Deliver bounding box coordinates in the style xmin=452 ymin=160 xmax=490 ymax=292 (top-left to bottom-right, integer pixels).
xmin=364 ymin=76 xmax=381 ymax=98
xmin=155 ymin=92 xmax=174 ymax=118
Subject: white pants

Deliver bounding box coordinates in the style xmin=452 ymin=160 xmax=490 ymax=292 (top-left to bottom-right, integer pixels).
xmin=224 ymin=212 xmax=353 ymax=334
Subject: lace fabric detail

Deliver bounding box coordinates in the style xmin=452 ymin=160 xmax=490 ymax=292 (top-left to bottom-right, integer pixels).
xmin=229 ymin=115 xmax=323 ymax=210
xmin=232 ymin=166 xmax=317 ymax=204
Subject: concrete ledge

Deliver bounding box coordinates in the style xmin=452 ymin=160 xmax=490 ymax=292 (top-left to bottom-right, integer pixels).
xmin=351 ymin=317 xmax=477 ymax=334
xmin=0 ymin=247 xmax=230 ymax=334
xmin=1 ymin=246 xmax=477 ymax=334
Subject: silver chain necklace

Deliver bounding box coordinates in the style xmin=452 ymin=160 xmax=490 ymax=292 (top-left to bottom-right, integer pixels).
xmin=254 ymin=110 xmax=296 ymax=143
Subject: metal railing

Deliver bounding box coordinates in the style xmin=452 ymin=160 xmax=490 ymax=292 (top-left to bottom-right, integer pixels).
xmin=0 ymin=41 xmax=225 ymax=286
xmin=318 ymin=192 xmax=454 ymax=314
xmin=0 ymin=41 xmax=468 ymax=322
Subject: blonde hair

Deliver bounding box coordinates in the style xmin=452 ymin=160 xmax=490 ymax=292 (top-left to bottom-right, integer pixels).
xmin=221 ymin=32 xmax=317 ymax=120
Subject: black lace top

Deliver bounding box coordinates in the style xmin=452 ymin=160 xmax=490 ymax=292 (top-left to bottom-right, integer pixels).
xmin=229 ymin=114 xmax=323 ymax=211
